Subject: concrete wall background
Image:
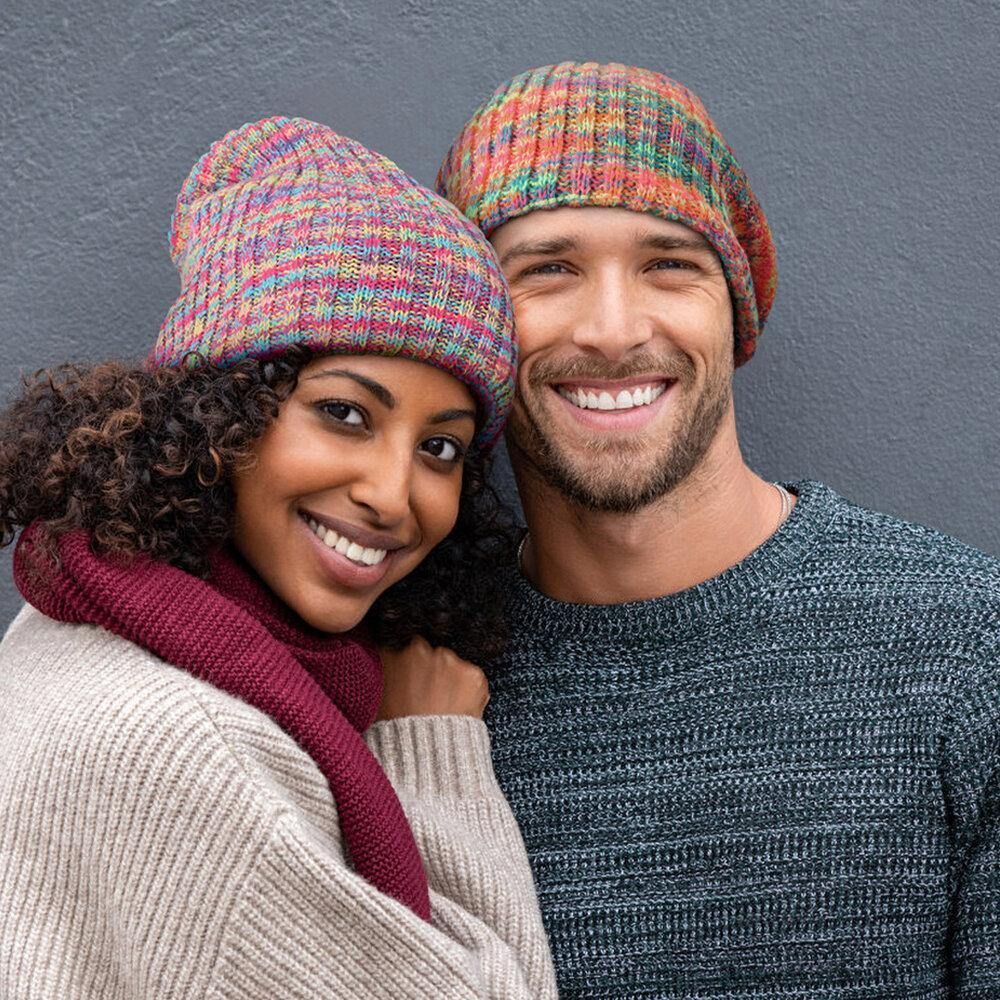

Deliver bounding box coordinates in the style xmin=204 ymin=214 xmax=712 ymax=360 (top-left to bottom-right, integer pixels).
xmin=1 ymin=0 xmax=997 ymax=627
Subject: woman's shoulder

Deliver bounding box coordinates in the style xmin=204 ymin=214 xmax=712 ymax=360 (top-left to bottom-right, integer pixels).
xmin=0 ymin=604 xmax=207 ymax=757
xmin=0 ymin=605 xmax=339 ymax=839
xmin=1 ymin=603 xmax=251 ymax=750
xmin=0 ymin=607 xmax=341 ymax=997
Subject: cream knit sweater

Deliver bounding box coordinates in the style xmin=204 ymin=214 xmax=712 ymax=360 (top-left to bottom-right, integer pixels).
xmin=0 ymin=607 xmax=558 ymax=999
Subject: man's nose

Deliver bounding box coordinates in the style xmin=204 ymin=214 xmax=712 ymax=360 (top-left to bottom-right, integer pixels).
xmin=569 ymin=274 xmax=653 ymax=361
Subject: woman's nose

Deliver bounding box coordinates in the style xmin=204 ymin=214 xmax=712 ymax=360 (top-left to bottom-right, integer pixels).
xmin=346 ymin=444 xmax=413 ymax=527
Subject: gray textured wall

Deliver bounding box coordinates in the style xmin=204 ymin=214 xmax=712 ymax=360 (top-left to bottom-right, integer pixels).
xmin=2 ymin=0 xmax=998 ymax=628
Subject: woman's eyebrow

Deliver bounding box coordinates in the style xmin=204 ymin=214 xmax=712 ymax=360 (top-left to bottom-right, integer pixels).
xmin=429 ymin=408 xmax=477 ymax=425
xmin=303 ymin=368 xmax=395 ymax=407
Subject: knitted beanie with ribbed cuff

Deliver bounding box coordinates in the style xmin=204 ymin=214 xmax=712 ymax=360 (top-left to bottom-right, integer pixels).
xmin=436 ymin=63 xmax=777 ymax=365
xmin=153 ymin=117 xmax=515 ymax=448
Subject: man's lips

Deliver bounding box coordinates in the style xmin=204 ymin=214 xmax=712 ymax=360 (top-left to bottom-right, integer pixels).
xmin=553 ymin=377 xmax=675 ymax=412
xmin=554 ymin=375 xmax=673 ymax=392
xmin=546 ymin=377 xmax=676 ymax=430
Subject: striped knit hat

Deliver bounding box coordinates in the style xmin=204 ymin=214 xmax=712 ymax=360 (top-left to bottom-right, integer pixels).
xmin=436 ymin=63 xmax=777 ymax=365
xmin=153 ymin=117 xmax=515 ymax=448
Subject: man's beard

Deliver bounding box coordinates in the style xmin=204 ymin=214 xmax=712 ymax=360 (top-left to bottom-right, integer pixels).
xmin=507 ymin=352 xmax=732 ymax=514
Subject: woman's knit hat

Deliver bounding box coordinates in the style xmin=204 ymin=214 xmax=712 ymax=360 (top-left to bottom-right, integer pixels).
xmin=436 ymin=62 xmax=777 ymax=366
xmin=153 ymin=117 xmax=515 ymax=448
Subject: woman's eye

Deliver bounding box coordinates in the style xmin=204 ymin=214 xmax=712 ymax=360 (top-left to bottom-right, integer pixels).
xmin=421 ymin=437 xmax=463 ymax=464
xmin=320 ymin=401 xmax=366 ymax=427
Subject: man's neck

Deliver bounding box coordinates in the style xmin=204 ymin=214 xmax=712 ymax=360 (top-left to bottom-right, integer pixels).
xmin=514 ymin=419 xmax=793 ymax=605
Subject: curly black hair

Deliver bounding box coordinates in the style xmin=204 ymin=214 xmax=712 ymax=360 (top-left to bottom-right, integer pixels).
xmin=0 ymin=347 xmax=516 ymax=661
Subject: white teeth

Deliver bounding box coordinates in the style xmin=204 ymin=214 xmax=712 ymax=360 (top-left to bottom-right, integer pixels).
xmin=303 ymin=517 xmax=388 ymax=566
xmin=558 ymin=383 xmax=667 ymax=411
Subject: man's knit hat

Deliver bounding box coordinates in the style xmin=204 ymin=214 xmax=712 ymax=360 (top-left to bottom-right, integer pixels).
xmin=153 ymin=117 xmax=515 ymax=448
xmin=436 ymin=62 xmax=777 ymax=365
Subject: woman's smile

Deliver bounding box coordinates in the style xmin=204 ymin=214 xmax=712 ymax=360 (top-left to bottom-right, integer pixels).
xmin=299 ymin=509 xmax=398 ymax=587
xmin=300 ymin=507 xmax=406 ymax=565
xmin=231 ymin=353 xmax=476 ymax=634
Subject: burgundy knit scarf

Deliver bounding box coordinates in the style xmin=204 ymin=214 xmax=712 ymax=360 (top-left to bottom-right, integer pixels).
xmin=13 ymin=522 xmax=431 ymax=920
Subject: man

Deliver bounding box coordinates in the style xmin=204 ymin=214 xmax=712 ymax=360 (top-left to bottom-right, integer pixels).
xmin=437 ymin=62 xmax=999 ymax=998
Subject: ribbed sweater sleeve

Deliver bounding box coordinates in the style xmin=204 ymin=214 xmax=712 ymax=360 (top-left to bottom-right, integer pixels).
xmin=367 ymin=717 xmax=556 ymax=997
xmin=0 ymin=608 xmax=557 ymax=1000
xmin=942 ymin=633 xmax=1000 ymax=998
xmin=210 ymin=717 xmax=558 ymax=999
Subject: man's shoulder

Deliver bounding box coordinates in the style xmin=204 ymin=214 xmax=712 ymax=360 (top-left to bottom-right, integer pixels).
xmin=802 ymin=480 xmax=1000 ymax=601
xmin=789 ymin=483 xmax=1000 ymax=682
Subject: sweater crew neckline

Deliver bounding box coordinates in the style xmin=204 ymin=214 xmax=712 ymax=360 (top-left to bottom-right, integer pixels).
xmin=508 ymin=480 xmax=841 ymax=633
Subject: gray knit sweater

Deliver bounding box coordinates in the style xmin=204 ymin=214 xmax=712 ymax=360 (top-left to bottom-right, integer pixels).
xmin=486 ymin=480 xmax=1000 ymax=999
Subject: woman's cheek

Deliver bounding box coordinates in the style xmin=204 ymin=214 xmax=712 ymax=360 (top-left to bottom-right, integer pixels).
xmin=417 ymin=471 xmax=464 ymax=550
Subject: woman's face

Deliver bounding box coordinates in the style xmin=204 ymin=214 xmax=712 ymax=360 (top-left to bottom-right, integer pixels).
xmin=232 ymin=354 xmax=477 ymax=633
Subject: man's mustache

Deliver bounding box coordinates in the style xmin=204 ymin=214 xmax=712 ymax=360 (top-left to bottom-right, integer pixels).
xmin=525 ymin=352 xmax=695 ymax=387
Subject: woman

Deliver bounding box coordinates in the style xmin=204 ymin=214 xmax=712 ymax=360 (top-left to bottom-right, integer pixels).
xmin=0 ymin=118 xmax=557 ymax=998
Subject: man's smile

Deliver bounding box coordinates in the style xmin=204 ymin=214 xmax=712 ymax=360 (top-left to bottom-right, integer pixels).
xmin=544 ymin=377 xmax=678 ymax=433
xmin=554 ymin=377 xmax=673 ymax=412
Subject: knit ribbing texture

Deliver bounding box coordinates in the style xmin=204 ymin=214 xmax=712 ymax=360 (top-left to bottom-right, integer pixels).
xmin=486 ymin=480 xmax=1000 ymax=998
xmin=0 ymin=613 xmax=559 ymax=997
xmin=154 ymin=117 xmax=515 ymax=449
xmin=12 ymin=524 xmax=431 ymax=921
xmin=436 ymin=62 xmax=777 ymax=365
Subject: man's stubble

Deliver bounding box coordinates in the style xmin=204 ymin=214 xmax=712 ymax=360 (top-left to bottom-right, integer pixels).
xmin=506 ymin=352 xmax=733 ymax=515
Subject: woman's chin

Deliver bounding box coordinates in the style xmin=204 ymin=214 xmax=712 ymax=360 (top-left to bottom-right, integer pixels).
xmin=237 ymin=543 xmax=384 ymax=635
xmin=255 ymin=572 xmax=375 ymax=635
xmin=291 ymin=592 xmax=372 ymax=635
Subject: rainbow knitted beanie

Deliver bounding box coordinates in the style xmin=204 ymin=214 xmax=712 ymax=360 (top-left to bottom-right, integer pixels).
xmin=436 ymin=63 xmax=777 ymax=365
xmin=153 ymin=117 xmax=515 ymax=448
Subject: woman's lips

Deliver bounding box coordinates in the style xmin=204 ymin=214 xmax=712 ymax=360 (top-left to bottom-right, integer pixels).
xmin=299 ymin=512 xmax=399 ymax=589
xmin=300 ymin=508 xmax=405 ymax=552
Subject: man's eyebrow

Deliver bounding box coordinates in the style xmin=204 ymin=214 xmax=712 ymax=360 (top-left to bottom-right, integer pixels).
xmin=498 ymin=237 xmax=578 ymax=266
xmin=303 ymin=368 xmax=395 ymax=407
xmin=429 ymin=407 xmax=477 ymax=425
xmin=636 ymin=232 xmax=715 ymax=253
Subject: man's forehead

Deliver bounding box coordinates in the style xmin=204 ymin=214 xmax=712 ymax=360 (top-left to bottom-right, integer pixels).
xmin=490 ymin=206 xmax=714 ymax=261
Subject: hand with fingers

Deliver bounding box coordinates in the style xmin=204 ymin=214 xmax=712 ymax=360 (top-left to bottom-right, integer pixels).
xmin=377 ymin=636 xmax=490 ymax=720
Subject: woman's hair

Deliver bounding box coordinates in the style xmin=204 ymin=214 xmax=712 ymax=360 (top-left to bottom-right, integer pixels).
xmin=0 ymin=347 xmax=516 ymax=661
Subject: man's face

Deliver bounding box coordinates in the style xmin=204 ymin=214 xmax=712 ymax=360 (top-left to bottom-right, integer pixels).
xmin=490 ymin=206 xmax=736 ymax=513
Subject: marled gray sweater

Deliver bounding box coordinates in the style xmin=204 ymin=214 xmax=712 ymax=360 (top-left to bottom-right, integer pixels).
xmin=486 ymin=480 xmax=1000 ymax=999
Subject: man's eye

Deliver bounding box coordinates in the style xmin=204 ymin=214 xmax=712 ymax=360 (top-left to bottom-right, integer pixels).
xmin=523 ymin=262 xmax=568 ymax=276
xmin=320 ymin=401 xmax=366 ymax=427
xmin=650 ymin=258 xmax=694 ymax=271
xmin=421 ymin=436 xmax=463 ymax=463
